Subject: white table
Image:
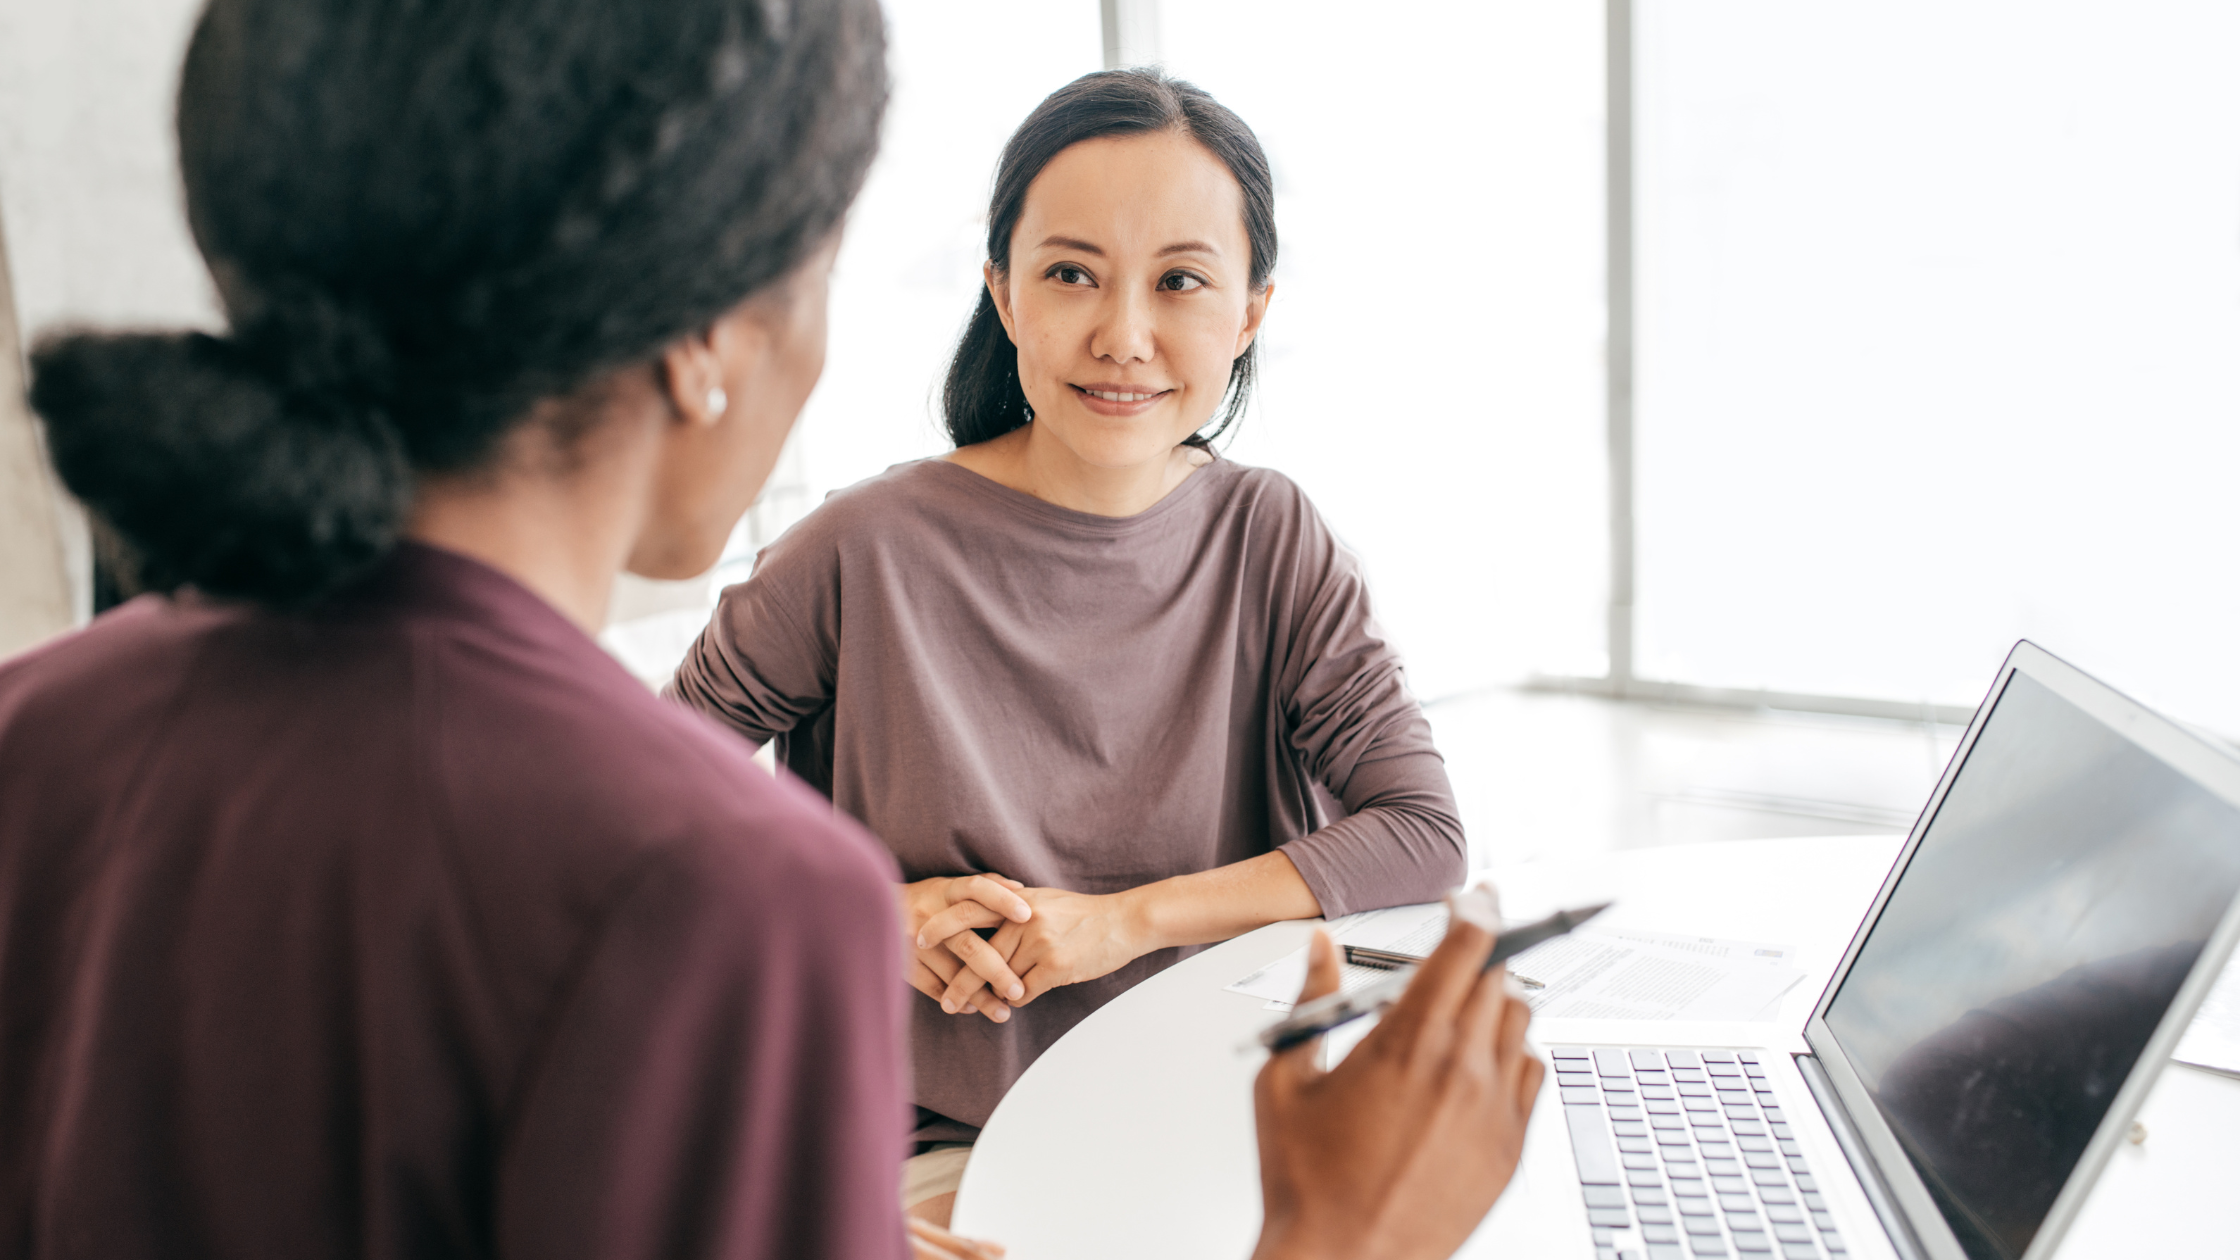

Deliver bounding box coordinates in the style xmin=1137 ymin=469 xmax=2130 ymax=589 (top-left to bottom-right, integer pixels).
xmin=951 ymin=836 xmax=2240 ymax=1259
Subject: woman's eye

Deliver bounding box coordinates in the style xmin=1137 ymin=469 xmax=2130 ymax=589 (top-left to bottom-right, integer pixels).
xmin=1160 ymin=271 xmax=1205 ymax=292
xmin=1053 ymin=265 xmax=1093 ymax=286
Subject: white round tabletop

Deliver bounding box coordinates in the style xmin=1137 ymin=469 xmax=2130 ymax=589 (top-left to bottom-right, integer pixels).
xmin=949 ymin=835 xmax=2240 ymax=1259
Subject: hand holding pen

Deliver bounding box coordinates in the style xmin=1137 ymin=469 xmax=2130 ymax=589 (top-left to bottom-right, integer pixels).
xmin=1249 ymin=889 xmax=1547 ymax=1260
xmin=1258 ymin=895 xmax=1614 ymax=1053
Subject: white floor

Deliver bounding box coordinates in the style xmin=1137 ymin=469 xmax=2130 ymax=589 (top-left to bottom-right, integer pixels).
xmin=1425 ymin=687 xmax=1963 ymax=868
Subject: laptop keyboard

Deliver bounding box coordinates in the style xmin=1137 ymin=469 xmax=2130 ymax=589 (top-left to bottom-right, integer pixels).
xmin=1554 ymin=1047 xmax=1847 ymax=1260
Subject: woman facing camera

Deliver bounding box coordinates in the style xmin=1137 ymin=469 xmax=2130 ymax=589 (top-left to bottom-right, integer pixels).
xmin=669 ymin=69 xmax=1468 ymax=1221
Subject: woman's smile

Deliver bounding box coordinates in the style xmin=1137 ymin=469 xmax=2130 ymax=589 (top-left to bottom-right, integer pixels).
xmin=1072 ymin=382 xmax=1173 ymax=416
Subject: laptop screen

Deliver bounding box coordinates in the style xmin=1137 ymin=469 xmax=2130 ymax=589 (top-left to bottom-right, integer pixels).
xmin=1823 ymin=670 xmax=2240 ymax=1260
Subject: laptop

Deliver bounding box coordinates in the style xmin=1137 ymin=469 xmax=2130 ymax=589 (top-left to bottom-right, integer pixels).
xmin=1545 ymin=641 xmax=2240 ymax=1260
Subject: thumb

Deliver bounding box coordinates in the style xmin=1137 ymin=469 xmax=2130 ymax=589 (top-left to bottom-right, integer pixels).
xmin=1295 ymin=929 xmax=1343 ymax=1005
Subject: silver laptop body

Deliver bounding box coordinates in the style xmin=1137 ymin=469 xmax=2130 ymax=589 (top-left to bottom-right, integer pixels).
xmin=1553 ymin=641 xmax=2240 ymax=1260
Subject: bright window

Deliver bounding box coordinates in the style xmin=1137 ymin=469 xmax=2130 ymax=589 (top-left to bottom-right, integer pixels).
xmin=1634 ymin=1 xmax=2240 ymax=730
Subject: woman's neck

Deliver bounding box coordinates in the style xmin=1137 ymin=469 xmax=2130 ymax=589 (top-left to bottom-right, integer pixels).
xmin=945 ymin=422 xmax=1210 ymax=517
xmin=405 ymin=405 xmax=665 ymax=634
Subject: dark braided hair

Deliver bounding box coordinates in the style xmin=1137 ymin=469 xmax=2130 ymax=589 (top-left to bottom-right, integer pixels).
xmin=941 ymin=69 xmax=1277 ymax=450
xmin=29 ymin=0 xmax=886 ymax=605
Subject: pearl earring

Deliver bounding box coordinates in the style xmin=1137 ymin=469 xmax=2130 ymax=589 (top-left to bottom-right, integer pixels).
xmin=705 ymin=386 xmax=729 ymax=420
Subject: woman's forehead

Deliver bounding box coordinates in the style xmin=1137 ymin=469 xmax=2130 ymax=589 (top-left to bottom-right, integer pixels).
xmin=1014 ymin=130 xmax=1247 ymax=259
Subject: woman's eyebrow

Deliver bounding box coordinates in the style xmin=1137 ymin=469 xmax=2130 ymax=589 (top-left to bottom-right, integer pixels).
xmin=1158 ymin=240 xmax=1221 ymax=257
xmin=1037 ymin=235 xmax=1105 ymax=255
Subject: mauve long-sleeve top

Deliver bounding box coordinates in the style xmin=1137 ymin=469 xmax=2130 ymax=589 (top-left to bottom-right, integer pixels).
xmin=0 ymin=544 xmax=909 ymax=1260
xmin=667 ymin=456 xmax=1467 ymax=1138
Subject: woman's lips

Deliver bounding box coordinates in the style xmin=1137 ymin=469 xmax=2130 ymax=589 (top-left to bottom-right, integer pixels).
xmin=1072 ymin=383 xmax=1171 ymax=417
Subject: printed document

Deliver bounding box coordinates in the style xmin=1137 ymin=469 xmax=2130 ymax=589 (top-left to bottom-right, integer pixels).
xmin=1226 ymin=902 xmax=1804 ymax=1021
xmin=2175 ymin=954 xmax=2240 ymax=1077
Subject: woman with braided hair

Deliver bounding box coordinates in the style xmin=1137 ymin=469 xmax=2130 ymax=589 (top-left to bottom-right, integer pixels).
xmin=0 ymin=2 xmax=1541 ymax=1258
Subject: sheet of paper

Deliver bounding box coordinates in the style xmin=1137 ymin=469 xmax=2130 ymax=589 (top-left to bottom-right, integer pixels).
xmin=1224 ymin=903 xmax=1446 ymax=1011
xmin=1224 ymin=906 xmax=1802 ymax=1022
xmin=2174 ymin=953 xmax=2240 ymax=1077
xmin=1507 ymin=927 xmax=1803 ymax=1022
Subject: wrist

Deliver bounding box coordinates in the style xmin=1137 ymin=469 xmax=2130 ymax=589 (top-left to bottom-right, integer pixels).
xmin=1113 ymin=884 xmax=1166 ymax=957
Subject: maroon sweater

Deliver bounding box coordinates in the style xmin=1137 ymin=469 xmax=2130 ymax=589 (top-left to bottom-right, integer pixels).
xmin=0 ymin=544 xmax=908 ymax=1260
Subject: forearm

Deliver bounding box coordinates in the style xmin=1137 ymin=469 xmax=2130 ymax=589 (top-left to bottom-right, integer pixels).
xmin=1280 ymin=753 xmax=1466 ymax=918
xmin=1121 ymin=850 xmax=1323 ymax=954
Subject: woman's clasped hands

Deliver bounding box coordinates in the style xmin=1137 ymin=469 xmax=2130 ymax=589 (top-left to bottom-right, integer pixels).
xmin=901 ymin=875 xmax=1153 ymax=1021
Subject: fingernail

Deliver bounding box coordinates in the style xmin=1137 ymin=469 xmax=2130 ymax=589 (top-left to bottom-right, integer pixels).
xmin=916 ymin=934 xmax=929 ymax=949
xmin=1008 ymin=983 xmax=1024 ymax=999
xmin=941 ymin=999 xmax=955 ymax=1014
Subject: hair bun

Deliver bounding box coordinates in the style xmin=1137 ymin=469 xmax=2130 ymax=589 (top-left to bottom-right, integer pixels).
xmin=29 ymin=329 xmax=412 ymax=606
xmin=231 ymin=276 xmax=399 ymax=409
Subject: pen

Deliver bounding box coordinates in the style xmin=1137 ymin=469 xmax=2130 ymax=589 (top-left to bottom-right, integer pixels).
xmin=1258 ymin=901 xmax=1612 ymax=1054
xmin=1343 ymin=943 xmax=1547 ymax=990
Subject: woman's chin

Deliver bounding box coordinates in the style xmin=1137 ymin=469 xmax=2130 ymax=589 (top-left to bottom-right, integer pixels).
xmin=1037 ymin=415 xmax=1203 ymax=474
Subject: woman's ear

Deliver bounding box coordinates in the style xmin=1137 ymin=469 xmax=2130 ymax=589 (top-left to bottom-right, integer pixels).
xmin=985 ymin=260 xmax=1020 ymax=346
xmin=658 ymin=320 xmax=755 ymax=427
xmin=1234 ymin=280 xmax=1275 ymax=359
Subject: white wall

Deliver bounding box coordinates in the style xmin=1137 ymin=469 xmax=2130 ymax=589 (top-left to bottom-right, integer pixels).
xmin=0 ymin=0 xmax=217 ymax=646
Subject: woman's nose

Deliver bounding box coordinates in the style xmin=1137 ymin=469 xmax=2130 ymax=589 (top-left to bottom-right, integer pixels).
xmin=1088 ymin=286 xmax=1156 ymax=366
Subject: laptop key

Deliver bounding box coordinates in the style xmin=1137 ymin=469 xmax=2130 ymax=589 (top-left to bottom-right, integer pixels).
xmin=1687 ymin=1237 xmax=1730 ymax=1257
xmin=1744 ymin=1153 xmax=1781 ymax=1170
xmin=1623 ymin=1153 xmax=1660 ymax=1170
xmin=1568 ymin=1105 xmax=1626 ymax=1185
xmin=1588 ymin=1207 xmax=1632 ymax=1227
xmin=1730 ymin=1231 xmax=1773 ymax=1253
xmin=1764 ymin=1205 xmax=1804 ymax=1224
xmin=1637 ymin=1206 xmax=1675 ymax=1225
xmin=1772 ymin=1224 xmax=1812 ymax=1243
xmin=1632 ymin=1050 xmax=1665 ymax=1070
xmin=1596 ymin=1050 xmax=1633 ymax=1077
xmin=1563 ymin=1087 xmax=1603 ymax=1105
xmin=1810 ymin=1212 xmax=1835 ymax=1231
xmin=1629 ymin=1169 xmax=1665 ymax=1188
xmin=1632 ymin=1187 xmax=1670 ymax=1207
xmin=1781 ymin=1245 xmax=1818 ymax=1260
xmin=1751 ymin=1169 xmax=1787 ymax=1187
xmin=1718 ymin=1193 xmax=1755 ymax=1212
xmin=1585 ymin=1186 xmax=1628 ymax=1208
xmin=1676 ymin=1195 xmax=1716 ymax=1216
